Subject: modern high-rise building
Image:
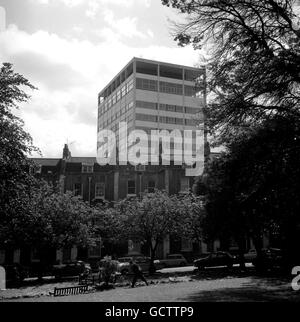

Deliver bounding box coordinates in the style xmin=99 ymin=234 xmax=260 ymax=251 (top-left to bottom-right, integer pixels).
xmin=97 ymin=58 xmax=207 ymax=257
xmin=97 ymin=57 xmax=206 ymax=163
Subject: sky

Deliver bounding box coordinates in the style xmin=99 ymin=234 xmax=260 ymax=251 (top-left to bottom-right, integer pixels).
xmin=0 ymin=0 xmax=202 ymax=158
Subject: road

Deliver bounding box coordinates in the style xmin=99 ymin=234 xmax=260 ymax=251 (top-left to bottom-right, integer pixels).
xmin=157 ymin=263 xmax=253 ymax=274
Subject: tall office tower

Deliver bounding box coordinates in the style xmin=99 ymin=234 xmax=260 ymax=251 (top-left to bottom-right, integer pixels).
xmin=97 ymin=57 xmax=206 ymax=165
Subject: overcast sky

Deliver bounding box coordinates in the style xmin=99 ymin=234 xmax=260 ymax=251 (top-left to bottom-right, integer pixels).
xmin=0 ymin=0 xmax=201 ymax=158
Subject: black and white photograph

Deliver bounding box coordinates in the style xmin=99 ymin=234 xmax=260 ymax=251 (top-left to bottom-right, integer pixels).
xmin=0 ymin=0 xmax=300 ymax=310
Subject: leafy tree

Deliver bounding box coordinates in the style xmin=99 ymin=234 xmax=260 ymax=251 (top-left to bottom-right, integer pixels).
xmin=0 ymin=63 xmax=39 ymax=246
xmin=91 ymin=204 xmax=127 ymax=257
xmin=0 ymin=62 xmax=38 ymax=191
xmin=162 ymin=0 xmax=300 ymax=141
xmin=0 ymin=64 xmax=98 ymax=271
xmin=162 ymin=0 xmax=300 ymax=269
xmin=202 ymin=116 xmax=300 ymax=268
xmin=177 ymin=193 xmax=206 ymax=244
xmin=116 ymin=191 xmax=188 ymax=274
xmin=0 ymin=181 xmax=95 ymax=252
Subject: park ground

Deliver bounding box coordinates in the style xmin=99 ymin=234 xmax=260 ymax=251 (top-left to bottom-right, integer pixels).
xmin=1 ymin=266 xmax=300 ymax=302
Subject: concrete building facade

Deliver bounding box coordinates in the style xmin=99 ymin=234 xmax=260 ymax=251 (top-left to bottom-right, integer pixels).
xmin=97 ymin=57 xmax=206 ymax=164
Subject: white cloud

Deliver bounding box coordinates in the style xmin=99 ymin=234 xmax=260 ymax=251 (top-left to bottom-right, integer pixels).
xmin=34 ymin=0 xmax=50 ymax=4
xmin=21 ymin=113 xmax=97 ymax=158
xmin=92 ymin=0 xmax=134 ymax=7
xmin=102 ymin=9 xmax=148 ymax=39
xmin=33 ymin=0 xmax=85 ymax=6
xmin=32 ymin=0 xmax=152 ymax=22
xmin=0 ymin=24 xmax=201 ymax=157
xmin=60 ymin=0 xmax=85 ymax=6
xmin=86 ymin=0 xmax=151 ymax=8
xmin=32 ymin=0 xmax=150 ymax=8
xmin=72 ymin=26 xmax=84 ymax=34
xmin=0 ymin=6 xmax=6 ymax=32
xmin=147 ymin=29 xmax=154 ymax=38
xmin=85 ymin=0 xmax=100 ymax=18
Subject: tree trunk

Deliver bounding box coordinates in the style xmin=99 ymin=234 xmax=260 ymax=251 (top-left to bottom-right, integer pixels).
xmin=149 ymin=242 xmax=158 ymax=275
xmin=252 ymin=233 xmax=264 ymax=272
xmin=252 ymin=234 xmax=263 ymax=257
xmin=237 ymin=237 xmax=246 ymax=270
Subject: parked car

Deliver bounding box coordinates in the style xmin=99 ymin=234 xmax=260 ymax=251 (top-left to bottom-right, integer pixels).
xmin=117 ymin=256 xmax=160 ymax=275
xmin=158 ymin=254 xmax=188 ymax=268
xmin=52 ymin=260 xmax=91 ymax=280
xmin=194 ymin=252 xmax=235 ymax=270
xmin=252 ymin=248 xmax=283 ymax=271
xmin=244 ymin=249 xmax=257 ymax=262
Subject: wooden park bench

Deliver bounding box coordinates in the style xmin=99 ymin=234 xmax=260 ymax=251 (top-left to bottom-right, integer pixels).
xmin=53 ymin=285 xmax=89 ymax=297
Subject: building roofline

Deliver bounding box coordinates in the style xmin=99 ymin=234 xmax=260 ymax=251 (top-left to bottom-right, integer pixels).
xmin=98 ymin=57 xmax=205 ymax=97
xmin=31 ymin=158 xmax=61 ymax=160
xmin=98 ymin=57 xmax=135 ymax=98
xmin=133 ymin=57 xmax=205 ymax=72
xmin=31 ymin=158 xmax=61 ymax=166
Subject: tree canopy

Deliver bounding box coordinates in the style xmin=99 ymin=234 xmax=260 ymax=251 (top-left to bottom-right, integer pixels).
xmin=0 ymin=180 xmax=96 ymax=250
xmin=203 ymin=116 xmax=300 ymax=256
xmin=115 ymin=190 xmax=204 ymax=272
xmin=0 ymin=64 xmax=96 ymax=255
xmin=162 ymin=0 xmax=300 ymax=268
xmin=162 ymin=0 xmax=300 ymax=142
xmin=0 ymin=63 xmax=39 ymax=215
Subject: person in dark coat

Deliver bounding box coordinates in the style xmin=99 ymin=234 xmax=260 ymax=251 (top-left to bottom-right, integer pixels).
xmin=130 ymin=260 xmax=148 ymax=288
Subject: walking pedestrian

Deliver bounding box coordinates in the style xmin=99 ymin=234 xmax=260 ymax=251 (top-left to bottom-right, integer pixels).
xmin=130 ymin=260 xmax=148 ymax=288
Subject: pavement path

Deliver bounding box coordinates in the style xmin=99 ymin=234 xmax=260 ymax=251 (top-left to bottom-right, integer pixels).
xmin=157 ymin=263 xmax=253 ymax=274
xmin=5 ymin=275 xmax=300 ymax=302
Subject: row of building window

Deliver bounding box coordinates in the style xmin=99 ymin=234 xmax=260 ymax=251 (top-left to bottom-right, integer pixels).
xmin=73 ymin=178 xmax=190 ymax=198
xmin=112 ymin=123 xmax=134 ymax=134
xmin=99 ymin=101 xmax=134 ymax=118
xmin=99 ymin=63 xmax=134 ymax=101
xmin=127 ymin=177 xmax=189 ymax=195
xmin=160 ymin=103 xmax=184 ymax=113
xmin=99 ymin=115 xmax=134 ymax=131
xmin=136 ymin=113 xmax=158 ymax=123
xmin=160 ymin=81 xmax=183 ymax=95
xmin=136 ymin=101 xmax=201 ymax=115
xmin=135 ymin=60 xmax=204 ymax=83
xmin=31 ymin=164 xmax=95 ymax=175
xmin=73 ymin=182 xmax=105 ymax=199
xmin=99 ymin=79 xmax=134 ymax=110
xmin=160 ymin=116 xmax=184 ymax=125
xmin=82 ymin=164 xmax=94 ymax=173
xmin=135 ymin=114 xmax=197 ymax=126
xmin=136 ymin=78 xmax=202 ymax=97
xmin=136 ymin=78 xmax=157 ymax=92
xmin=136 ymin=100 xmax=158 ymax=110
xmin=99 ymin=102 xmax=134 ymax=127
xmin=99 ymin=98 xmax=201 ymax=124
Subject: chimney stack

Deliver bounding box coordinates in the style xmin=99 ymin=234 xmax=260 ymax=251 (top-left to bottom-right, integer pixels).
xmin=62 ymin=144 xmax=71 ymax=160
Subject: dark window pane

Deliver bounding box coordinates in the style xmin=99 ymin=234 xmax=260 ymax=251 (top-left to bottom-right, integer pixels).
xmin=136 ymin=61 xmax=158 ymax=76
xmin=160 ymin=65 xmax=183 ymax=80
